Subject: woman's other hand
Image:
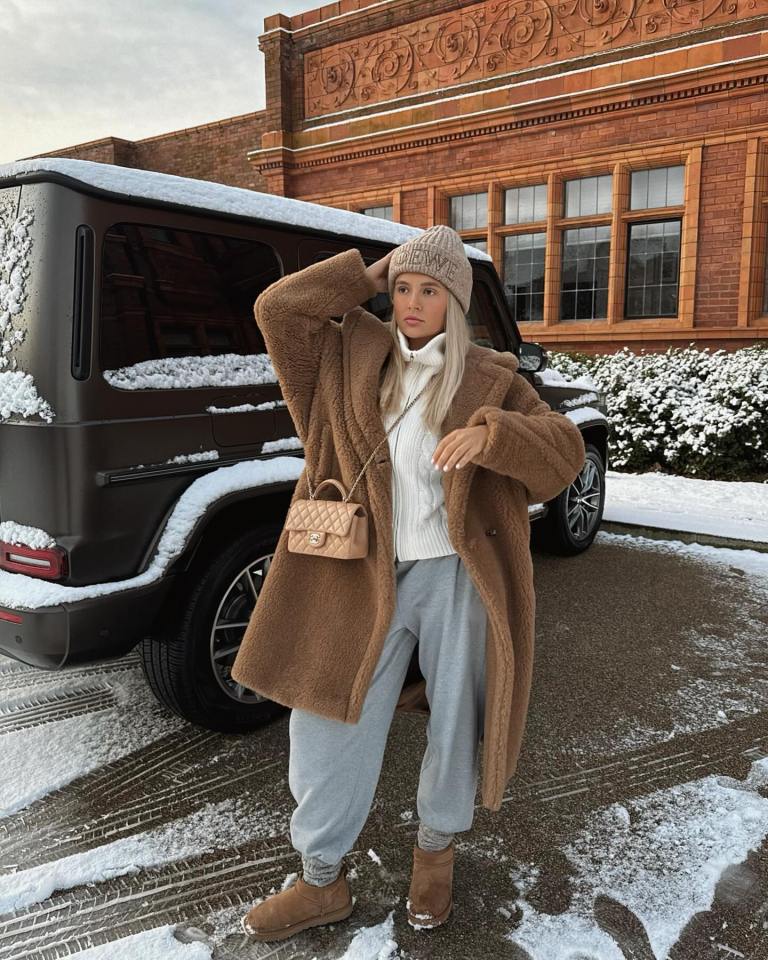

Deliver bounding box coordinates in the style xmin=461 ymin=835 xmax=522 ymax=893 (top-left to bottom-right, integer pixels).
xmin=364 ymin=249 xmax=395 ymax=294
xmin=432 ymin=426 xmax=490 ymax=471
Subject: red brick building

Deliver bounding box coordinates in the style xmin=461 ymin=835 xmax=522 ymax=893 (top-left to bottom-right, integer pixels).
xmin=29 ymin=0 xmax=768 ymax=354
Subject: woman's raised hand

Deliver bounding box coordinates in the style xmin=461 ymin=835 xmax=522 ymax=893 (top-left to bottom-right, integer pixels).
xmin=364 ymin=249 xmax=395 ymax=294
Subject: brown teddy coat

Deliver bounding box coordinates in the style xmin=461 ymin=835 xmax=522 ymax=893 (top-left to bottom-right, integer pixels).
xmin=231 ymin=247 xmax=586 ymax=812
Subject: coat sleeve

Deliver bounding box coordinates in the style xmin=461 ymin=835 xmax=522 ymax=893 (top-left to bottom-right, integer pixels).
xmin=465 ymin=370 xmax=587 ymax=505
xmin=255 ymin=247 xmax=379 ymax=441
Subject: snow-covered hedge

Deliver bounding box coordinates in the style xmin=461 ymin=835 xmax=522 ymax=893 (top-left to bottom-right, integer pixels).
xmin=546 ymin=343 xmax=768 ymax=481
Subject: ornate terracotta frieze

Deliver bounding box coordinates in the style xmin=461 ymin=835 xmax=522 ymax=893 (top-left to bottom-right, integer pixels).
xmin=304 ymin=0 xmax=762 ymax=117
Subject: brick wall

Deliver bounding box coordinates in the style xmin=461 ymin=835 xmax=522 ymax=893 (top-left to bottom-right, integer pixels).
xmin=696 ymin=141 xmax=747 ymax=329
xmin=28 ymin=110 xmax=270 ymax=192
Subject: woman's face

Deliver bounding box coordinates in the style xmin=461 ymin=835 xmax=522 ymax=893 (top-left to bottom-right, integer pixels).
xmin=392 ymin=272 xmax=448 ymax=350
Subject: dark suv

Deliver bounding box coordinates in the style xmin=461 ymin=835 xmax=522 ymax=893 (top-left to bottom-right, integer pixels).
xmin=0 ymin=157 xmax=609 ymax=732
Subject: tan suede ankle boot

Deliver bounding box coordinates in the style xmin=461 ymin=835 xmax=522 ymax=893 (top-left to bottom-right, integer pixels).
xmin=241 ymin=862 xmax=353 ymax=942
xmin=406 ymin=840 xmax=454 ymax=929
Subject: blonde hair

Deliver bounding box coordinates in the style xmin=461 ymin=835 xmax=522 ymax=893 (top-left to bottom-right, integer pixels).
xmin=378 ymin=290 xmax=472 ymax=436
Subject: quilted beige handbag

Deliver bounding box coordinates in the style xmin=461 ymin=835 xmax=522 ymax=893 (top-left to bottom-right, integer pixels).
xmin=285 ymin=381 xmax=431 ymax=559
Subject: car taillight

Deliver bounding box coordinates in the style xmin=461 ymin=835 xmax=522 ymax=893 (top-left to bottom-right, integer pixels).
xmin=0 ymin=541 xmax=68 ymax=580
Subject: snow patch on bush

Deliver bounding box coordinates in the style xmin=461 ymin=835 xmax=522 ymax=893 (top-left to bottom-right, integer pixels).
xmin=547 ymin=343 xmax=768 ymax=480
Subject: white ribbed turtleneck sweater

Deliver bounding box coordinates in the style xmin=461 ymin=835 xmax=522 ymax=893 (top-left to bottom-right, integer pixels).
xmin=381 ymin=326 xmax=456 ymax=562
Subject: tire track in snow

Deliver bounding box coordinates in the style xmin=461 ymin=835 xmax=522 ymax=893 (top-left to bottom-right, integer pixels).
xmin=0 ymin=841 xmax=300 ymax=960
xmin=0 ymin=724 xmax=286 ymax=856
xmin=394 ymin=714 xmax=768 ymax=829
xmin=0 ymin=658 xmax=140 ymax=695
xmin=504 ymin=717 xmax=768 ymax=808
xmin=0 ymin=686 xmax=116 ymax=735
xmin=0 ymin=728 xmax=219 ymax=842
xmin=0 ymin=754 xmax=284 ymax=872
xmin=513 ymin=738 xmax=768 ymax=805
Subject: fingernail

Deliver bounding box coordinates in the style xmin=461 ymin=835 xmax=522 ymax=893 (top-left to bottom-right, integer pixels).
xmin=443 ymin=464 xmax=449 ymax=471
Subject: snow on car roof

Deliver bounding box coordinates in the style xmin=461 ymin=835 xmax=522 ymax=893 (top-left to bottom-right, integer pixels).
xmin=0 ymin=157 xmax=493 ymax=261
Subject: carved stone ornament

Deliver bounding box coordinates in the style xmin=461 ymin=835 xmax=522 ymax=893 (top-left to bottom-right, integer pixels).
xmin=304 ymin=0 xmax=751 ymax=117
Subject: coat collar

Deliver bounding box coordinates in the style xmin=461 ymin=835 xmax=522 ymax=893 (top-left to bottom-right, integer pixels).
xmin=342 ymin=308 xmax=519 ymax=518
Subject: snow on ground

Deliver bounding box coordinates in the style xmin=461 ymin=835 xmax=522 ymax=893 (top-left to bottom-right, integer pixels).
xmin=604 ymin=469 xmax=768 ymax=543
xmin=66 ymin=911 xmax=402 ymax=960
xmin=599 ymin=528 xmax=768 ymax=585
xmin=0 ymin=795 xmax=272 ymax=914
xmin=0 ymin=469 xmax=766 ymax=957
xmin=0 ymin=668 xmax=185 ymax=816
xmin=335 ymin=911 xmax=399 ymax=959
xmin=558 ymin=529 xmax=768 ymax=760
xmin=506 ymin=755 xmax=768 ymax=960
xmin=68 ymin=925 xmax=213 ymax=959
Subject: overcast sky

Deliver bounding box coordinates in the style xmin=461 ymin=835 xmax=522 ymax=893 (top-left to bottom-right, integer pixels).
xmin=0 ymin=0 xmax=322 ymax=166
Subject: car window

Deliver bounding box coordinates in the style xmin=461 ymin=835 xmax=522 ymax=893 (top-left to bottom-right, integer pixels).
xmin=99 ymin=223 xmax=281 ymax=369
xmin=467 ymin=278 xmax=506 ymax=350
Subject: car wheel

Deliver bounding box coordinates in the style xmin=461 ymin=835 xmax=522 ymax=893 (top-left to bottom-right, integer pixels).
xmin=531 ymin=442 xmax=605 ymax=555
xmin=139 ymin=526 xmax=288 ymax=733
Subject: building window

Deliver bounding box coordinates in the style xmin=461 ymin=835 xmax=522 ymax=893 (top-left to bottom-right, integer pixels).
xmin=625 ymin=220 xmax=681 ymax=318
xmin=564 ymin=174 xmax=612 ymax=218
xmin=362 ymin=205 xmax=393 ymax=220
xmin=560 ymin=225 xmax=610 ymax=321
xmin=447 ymin=157 xmax=691 ymax=327
xmin=504 ymin=234 xmax=545 ymax=322
xmin=630 ymin=166 xmax=684 ymax=210
xmin=505 ymin=184 xmax=547 ymax=224
xmin=450 ymin=192 xmax=488 ymax=230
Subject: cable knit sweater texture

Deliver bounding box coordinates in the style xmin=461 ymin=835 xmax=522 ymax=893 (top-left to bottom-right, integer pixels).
xmin=382 ymin=327 xmax=455 ymax=562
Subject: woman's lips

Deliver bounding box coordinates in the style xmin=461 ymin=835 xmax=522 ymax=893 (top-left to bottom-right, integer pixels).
xmin=404 ymin=317 xmax=423 ymax=325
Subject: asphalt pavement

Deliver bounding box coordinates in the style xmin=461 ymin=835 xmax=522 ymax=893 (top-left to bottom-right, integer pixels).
xmin=0 ymin=527 xmax=766 ymax=960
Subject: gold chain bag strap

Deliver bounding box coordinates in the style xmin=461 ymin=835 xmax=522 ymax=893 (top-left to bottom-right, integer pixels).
xmin=284 ymin=381 xmax=431 ymax=559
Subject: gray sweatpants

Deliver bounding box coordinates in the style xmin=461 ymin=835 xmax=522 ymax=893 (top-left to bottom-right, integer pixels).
xmin=288 ymin=552 xmax=487 ymax=869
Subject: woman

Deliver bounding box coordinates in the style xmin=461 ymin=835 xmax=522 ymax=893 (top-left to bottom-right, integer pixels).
xmin=232 ymin=225 xmax=586 ymax=942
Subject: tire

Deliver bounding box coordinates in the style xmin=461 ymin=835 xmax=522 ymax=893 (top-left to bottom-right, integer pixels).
xmin=140 ymin=526 xmax=288 ymax=733
xmin=530 ymin=442 xmax=605 ymax=556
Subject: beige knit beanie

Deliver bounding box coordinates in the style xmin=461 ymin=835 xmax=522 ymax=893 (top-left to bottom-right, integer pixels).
xmin=388 ymin=224 xmax=473 ymax=314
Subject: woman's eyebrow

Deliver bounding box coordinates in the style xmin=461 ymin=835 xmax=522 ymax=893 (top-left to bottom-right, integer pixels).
xmin=397 ymin=281 xmax=437 ymax=288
